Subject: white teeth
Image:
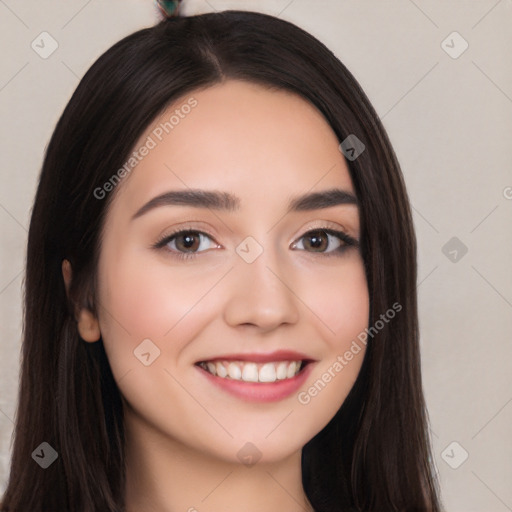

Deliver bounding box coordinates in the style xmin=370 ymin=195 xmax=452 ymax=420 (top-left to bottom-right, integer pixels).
xmin=200 ymin=360 xmax=304 ymax=383
xmin=259 ymin=363 xmax=277 ymax=382
xmin=241 ymin=363 xmax=259 ymax=382
xmin=286 ymin=361 xmax=298 ymax=378
xmin=276 ymin=362 xmax=288 ymax=380
xmin=227 ymin=362 xmax=242 ymax=380
xmin=206 ymin=362 xmax=217 ymax=376
xmin=216 ymin=362 xmax=228 ymax=378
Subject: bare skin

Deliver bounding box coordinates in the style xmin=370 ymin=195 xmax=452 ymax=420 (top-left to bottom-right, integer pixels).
xmin=63 ymin=79 xmax=369 ymax=512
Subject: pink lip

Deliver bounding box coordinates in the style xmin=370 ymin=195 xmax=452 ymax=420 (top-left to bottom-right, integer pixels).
xmin=195 ymin=361 xmax=315 ymax=403
xmin=196 ymin=350 xmax=314 ymax=364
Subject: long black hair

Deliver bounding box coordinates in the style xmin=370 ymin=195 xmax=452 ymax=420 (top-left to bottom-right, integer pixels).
xmin=1 ymin=10 xmax=442 ymax=512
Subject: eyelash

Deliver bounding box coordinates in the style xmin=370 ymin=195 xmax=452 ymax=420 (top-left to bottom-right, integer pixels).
xmin=153 ymin=227 xmax=358 ymax=262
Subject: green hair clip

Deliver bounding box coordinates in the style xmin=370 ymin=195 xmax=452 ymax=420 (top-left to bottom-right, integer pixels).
xmin=156 ymin=0 xmax=183 ymax=18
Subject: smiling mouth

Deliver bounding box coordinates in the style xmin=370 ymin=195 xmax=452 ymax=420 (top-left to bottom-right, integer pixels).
xmin=195 ymin=359 xmax=311 ymax=383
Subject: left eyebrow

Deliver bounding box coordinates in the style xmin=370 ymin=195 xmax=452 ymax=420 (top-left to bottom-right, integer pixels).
xmin=130 ymin=187 xmax=357 ymax=221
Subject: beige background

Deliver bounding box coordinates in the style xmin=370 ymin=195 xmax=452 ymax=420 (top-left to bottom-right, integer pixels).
xmin=1 ymin=1 xmax=511 ymax=510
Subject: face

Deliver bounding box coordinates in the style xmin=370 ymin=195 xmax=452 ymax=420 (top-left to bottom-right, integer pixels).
xmin=93 ymin=79 xmax=369 ymax=463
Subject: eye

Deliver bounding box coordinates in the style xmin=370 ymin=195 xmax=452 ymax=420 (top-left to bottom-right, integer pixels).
xmin=291 ymin=228 xmax=357 ymax=257
xmin=153 ymin=229 xmax=219 ymax=260
xmin=153 ymin=226 xmax=358 ymax=261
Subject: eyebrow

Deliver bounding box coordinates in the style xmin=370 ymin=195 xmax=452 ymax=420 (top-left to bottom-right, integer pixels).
xmin=131 ymin=187 xmax=357 ymax=221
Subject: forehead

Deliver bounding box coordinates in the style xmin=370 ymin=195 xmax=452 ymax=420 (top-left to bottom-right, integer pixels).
xmin=108 ymin=79 xmax=354 ymax=218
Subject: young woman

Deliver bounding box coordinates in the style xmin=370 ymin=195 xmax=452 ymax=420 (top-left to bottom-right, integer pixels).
xmin=1 ymin=3 xmax=443 ymax=511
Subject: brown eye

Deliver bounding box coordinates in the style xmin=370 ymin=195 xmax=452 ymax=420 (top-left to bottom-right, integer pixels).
xmin=302 ymin=230 xmax=330 ymax=252
xmin=291 ymin=228 xmax=357 ymax=257
xmin=154 ymin=230 xmax=219 ymax=258
xmin=174 ymin=232 xmax=201 ymax=252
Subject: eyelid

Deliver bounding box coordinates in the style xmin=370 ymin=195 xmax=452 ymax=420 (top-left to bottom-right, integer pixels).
xmin=298 ymin=220 xmax=358 ymax=243
xmin=153 ymin=221 xmax=221 ymax=246
xmin=153 ymin=227 xmax=221 ymax=251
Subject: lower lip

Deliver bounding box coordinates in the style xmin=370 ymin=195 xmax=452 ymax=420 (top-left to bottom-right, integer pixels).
xmin=195 ymin=363 xmax=315 ymax=403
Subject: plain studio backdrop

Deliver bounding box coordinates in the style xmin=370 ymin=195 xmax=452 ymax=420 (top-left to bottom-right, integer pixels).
xmin=0 ymin=1 xmax=511 ymax=511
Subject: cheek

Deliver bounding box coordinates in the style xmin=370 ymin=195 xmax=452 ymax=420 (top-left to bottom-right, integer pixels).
xmin=95 ymin=248 xmax=221 ymax=375
xmin=297 ymin=254 xmax=368 ymax=387
xmin=293 ymin=257 xmax=369 ymax=434
xmin=304 ymin=252 xmax=369 ymax=344
xmin=99 ymin=243 xmax=196 ymax=327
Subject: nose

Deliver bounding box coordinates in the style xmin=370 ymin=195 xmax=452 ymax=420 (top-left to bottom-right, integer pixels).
xmin=222 ymin=245 xmax=300 ymax=332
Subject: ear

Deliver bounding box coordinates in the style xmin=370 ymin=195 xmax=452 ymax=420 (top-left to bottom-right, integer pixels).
xmin=62 ymin=259 xmax=101 ymax=343
xmin=76 ymin=309 xmax=101 ymax=343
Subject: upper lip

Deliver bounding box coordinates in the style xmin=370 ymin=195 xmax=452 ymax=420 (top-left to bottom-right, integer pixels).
xmin=196 ymin=350 xmax=315 ymax=364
